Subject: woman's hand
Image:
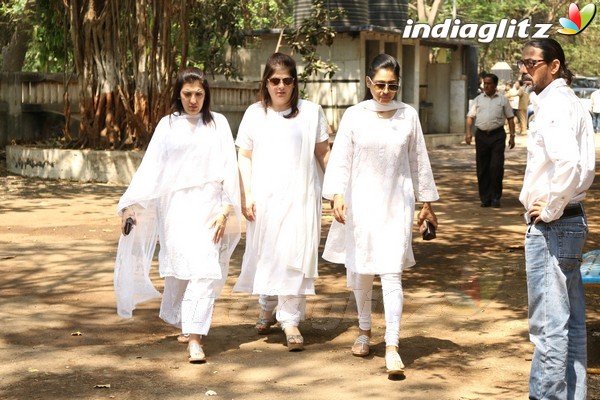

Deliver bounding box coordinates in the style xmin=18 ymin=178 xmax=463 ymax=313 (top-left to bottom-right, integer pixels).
xmin=211 ymin=212 xmax=228 ymax=243
xmin=121 ymin=207 xmax=137 ymax=235
xmin=417 ymin=202 xmax=438 ymax=232
xmin=241 ymin=192 xmax=256 ymax=222
xmin=332 ymin=194 xmax=347 ymax=224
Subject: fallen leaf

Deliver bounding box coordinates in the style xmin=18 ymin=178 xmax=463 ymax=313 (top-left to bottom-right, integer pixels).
xmin=71 ymin=331 xmax=82 ymax=336
xmin=205 ymin=390 xmax=217 ymax=396
xmin=28 ymin=368 xmax=39 ymax=373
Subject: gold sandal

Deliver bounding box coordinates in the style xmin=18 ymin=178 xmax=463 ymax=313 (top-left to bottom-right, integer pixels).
xmin=286 ymin=334 xmax=304 ymax=352
xmin=351 ymin=334 xmax=371 ymax=357
xmin=255 ymin=310 xmax=276 ymax=334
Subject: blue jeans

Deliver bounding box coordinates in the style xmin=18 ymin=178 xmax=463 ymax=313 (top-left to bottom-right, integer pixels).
xmin=593 ymin=112 xmax=600 ymax=133
xmin=525 ymin=210 xmax=588 ymax=400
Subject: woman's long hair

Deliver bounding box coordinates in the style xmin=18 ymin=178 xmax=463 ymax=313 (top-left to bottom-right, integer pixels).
xmin=363 ymin=53 xmax=401 ymax=101
xmin=259 ymin=52 xmax=299 ymax=119
xmin=171 ymin=67 xmax=214 ymax=125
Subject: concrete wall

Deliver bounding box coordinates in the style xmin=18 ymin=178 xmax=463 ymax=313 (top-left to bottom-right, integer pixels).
xmin=6 ymin=145 xmax=143 ymax=185
xmin=6 ymin=130 xmax=463 ymax=183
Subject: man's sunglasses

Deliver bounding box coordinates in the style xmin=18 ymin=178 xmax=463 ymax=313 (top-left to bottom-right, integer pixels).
xmin=268 ymin=77 xmax=295 ymax=86
xmin=367 ymin=76 xmax=400 ymax=92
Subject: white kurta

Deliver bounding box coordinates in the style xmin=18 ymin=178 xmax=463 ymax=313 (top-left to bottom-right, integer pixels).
xmin=233 ymin=100 xmax=329 ymax=295
xmin=322 ymin=101 xmax=439 ymax=275
xmin=113 ymin=112 xmax=241 ymax=319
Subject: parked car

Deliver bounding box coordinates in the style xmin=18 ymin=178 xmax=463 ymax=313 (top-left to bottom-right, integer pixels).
xmin=572 ymin=76 xmax=599 ymax=89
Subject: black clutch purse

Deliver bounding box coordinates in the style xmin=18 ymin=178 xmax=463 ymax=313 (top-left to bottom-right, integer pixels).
xmin=124 ymin=217 xmax=134 ymax=236
xmin=422 ymin=220 xmax=436 ymax=241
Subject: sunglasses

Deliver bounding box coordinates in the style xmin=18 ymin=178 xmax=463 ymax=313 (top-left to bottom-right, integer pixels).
xmin=268 ymin=77 xmax=295 ymax=86
xmin=517 ymin=59 xmax=546 ymax=70
xmin=367 ymin=76 xmax=400 ymax=92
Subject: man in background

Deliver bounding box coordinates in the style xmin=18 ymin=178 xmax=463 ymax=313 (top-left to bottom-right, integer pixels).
xmin=465 ymin=73 xmax=515 ymax=208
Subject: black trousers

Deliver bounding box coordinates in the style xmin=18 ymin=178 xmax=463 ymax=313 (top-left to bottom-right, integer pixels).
xmin=475 ymin=128 xmax=506 ymax=204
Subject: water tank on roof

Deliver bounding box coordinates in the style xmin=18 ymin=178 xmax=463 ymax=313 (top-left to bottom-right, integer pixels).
xmin=294 ymin=0 xmax=368 ymax=29
xmin=369 ymin=0 xmax=409 ymax=29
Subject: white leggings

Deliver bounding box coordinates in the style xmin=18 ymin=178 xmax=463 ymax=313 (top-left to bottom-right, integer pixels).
xmin=160 ymin=274 xmax=227 ymax=336
xmin=352 ymin=272 xmax=403 ymax=347
xmin=258 ymin=294 xmax=306 ymax=330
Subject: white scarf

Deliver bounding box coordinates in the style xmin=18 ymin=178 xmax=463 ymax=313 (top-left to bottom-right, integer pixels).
xmin=360 ymin=99 xmax=404 ymax=112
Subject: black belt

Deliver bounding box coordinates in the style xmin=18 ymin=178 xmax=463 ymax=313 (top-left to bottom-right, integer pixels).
xmin=476 ymin=127 xmax=504 ymax=134
xmin=560 ymin=204 xmax=584 ymax=219
xmin=525 ymin=203 xmax=584 ymax=225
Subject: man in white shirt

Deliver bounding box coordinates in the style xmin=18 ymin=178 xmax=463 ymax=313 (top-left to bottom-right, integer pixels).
xmin=465 ymin=73 xmax=515 ymax=208
xmin=518 ymin=38 xmax=595 ymax=400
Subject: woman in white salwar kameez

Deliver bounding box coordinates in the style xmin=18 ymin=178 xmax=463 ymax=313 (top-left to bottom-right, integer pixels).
xmin=322 ymin=54 xmax=439 ymax=375
xmin=114 ymin=68 xmax=241 ymax=363
xmin=234 ymin=53 xmax=330 ymax=351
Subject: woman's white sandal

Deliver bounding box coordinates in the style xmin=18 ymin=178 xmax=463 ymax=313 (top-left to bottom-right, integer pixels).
xmin=385 ymin=351 xmax=405 ymax=375
xmin=188 ymin=342 xmax=206 ymax=363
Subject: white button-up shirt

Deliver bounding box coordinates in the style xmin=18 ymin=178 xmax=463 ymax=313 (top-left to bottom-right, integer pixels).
xmin=519 ymin=78 xmax=596 ymax=222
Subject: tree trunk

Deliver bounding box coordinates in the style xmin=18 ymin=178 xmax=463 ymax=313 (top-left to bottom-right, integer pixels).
xmin=65 ymin=0 xmax=188 ymax=150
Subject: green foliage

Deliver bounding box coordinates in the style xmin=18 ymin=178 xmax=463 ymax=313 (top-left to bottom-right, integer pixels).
xmin=284 ymin=0 xmax=341 ymax=96
xmin=243 ymin=0 xmax=294 ymax=30
xmin=0 ymin=0 xmax=70 ymax=72
xmin=23 ymin=0 xmax=70 ymax=72
xmin=188 ymin=0 xmax=293 ymax=79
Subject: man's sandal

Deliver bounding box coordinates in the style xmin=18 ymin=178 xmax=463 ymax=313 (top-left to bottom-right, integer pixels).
xmin=385 ymin=350 xmax=405 ymax=375
xmin=187 ymin=342 xmax=206 ymax=363
xmin=351 ymin=334 xmax=371 ymax=357
xmin=286 ymin=334 xmax=304 ymax=352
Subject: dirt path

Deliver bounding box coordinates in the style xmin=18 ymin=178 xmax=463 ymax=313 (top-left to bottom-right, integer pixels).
xmin=1 ymin=136 xmax=599 ymax=400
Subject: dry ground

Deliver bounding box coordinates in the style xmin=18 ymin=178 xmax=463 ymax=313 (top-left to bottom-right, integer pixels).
xmin=1 ymin=135 xmax=599 ymax=400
